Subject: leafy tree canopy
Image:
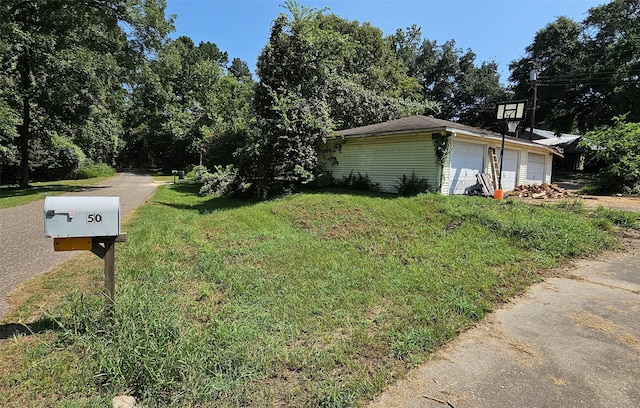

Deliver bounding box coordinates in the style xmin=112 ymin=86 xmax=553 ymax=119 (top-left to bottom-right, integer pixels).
xmin=389 ymin=24 xmax=507 ymax=130
xmin=244 ymin=0 xmax=436 ymax=196
xmin=510 ymin=0 xmax=640 ymax=133
xmin=579 ymin=115 xmax=640 ymax=195
xmin=122 ymin=35 xmax=255 ymax=169
xmin=0 ymin=0 xmax=174 ymax=186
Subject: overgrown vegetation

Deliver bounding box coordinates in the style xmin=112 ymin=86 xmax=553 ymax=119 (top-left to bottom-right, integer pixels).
xmin=198 ymin=164 xmax=249 ymax=198
xmin=579 ymin=116 xmax=640 ymax=195
xmin=395 ymin=172 xmax=432 ymax=196
xmin=72 ymin=162 xmax=115 ymax=180
xmin=1 ymin=186 xmax=633 ymax=407
xmin=339 ymin=171 xmax=380 ymax=192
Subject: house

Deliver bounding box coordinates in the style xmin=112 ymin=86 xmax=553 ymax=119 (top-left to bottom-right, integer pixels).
xmin=320 ymin=115 xmax=557 ymax=195
xmin=521 ymin=128 xmax=585 ymax=171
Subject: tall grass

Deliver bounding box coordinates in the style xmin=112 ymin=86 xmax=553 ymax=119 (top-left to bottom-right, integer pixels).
xmin=0 ymin=188 xmax=628 ymax=407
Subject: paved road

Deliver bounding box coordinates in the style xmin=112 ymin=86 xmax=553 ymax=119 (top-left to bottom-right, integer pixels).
xmin=0 ymin=171 xmax=158 ymax=319
xmin=369 ymin=232 xmax=640 ymax=407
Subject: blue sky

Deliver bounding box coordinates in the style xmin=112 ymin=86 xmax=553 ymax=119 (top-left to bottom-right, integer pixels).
xmin=165 ymin=0 xmax=607 ymax=84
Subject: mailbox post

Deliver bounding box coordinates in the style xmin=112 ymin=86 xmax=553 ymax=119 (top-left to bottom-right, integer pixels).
xmin=44 ymin=196 xmax=126 ymax=306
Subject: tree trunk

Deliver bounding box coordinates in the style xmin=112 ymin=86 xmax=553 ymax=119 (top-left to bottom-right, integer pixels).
xmin=18 ymin=50 xmax=31 ymax=188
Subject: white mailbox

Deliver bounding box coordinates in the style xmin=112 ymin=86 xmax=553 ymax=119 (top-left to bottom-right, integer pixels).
xmin=44 ymin=196 xmax=120 ymax=238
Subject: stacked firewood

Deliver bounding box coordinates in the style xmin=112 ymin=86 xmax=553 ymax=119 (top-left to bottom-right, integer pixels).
xmin=505 ymin=183 xmax=577 ymax=199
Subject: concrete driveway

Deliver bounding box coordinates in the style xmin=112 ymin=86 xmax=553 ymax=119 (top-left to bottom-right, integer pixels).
xmin=369 ymin=231 xmax=640 ymax=407
xmin=0 ymin=171 xmax=158 ymax=319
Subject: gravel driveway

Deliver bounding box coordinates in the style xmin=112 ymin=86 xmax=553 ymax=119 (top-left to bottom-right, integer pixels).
xmin=0 ymin=171 xmax=158 ymax=319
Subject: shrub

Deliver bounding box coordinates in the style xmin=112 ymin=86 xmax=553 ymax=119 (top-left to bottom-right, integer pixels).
xmin=191 ymin=165 xmax=209 ymax=182
xmin=395 ymin=172 xmax=432 ymax=196
xmin=199 ymin=165 xmax=250 ymax=197
xmin=73 ymin=162 xmax=115 ymax=179
xmin=31 ymin=133 xmax=86 ymax=180
xmin=339 ymin=171 xmax=380 ymax=192
xmin=579 ymin=116 xmax=640 ymax=195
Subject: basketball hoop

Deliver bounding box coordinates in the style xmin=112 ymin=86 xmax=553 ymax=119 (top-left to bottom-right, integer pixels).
xmin=495 ymin=100 xmax=528 ymax=193
xmin=507 ymin=121 xmax=519 ymax=133
xmin=496 ymin=101 xmax=527 ymax=121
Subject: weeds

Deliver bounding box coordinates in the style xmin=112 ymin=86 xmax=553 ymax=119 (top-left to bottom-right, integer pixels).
xmin=0 ymin=187 xmax=629 ymax=407
xmin=394 ymin=172 xmax=432 ymax=196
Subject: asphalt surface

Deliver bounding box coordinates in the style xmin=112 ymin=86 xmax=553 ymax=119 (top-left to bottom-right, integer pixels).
xmin=0 ymin=171 xmax=158 ymax=319
xmin=369 ymin=231 xmax=640 ymax=408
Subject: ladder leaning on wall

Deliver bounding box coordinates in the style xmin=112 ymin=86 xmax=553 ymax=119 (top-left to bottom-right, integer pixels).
xmin=489 ymin=148 xmax=500 ymax=189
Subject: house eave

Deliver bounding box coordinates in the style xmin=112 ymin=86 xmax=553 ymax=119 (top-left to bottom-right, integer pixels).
xmin=333 ymin=126 xmax=557 ymax=156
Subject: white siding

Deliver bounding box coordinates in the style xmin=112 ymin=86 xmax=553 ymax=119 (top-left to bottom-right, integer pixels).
xmin=325 ymin=134 xmax=440 ymax=193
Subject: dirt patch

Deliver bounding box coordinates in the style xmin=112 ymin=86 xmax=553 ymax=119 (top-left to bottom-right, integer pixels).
xmin=512 ymin=194 xmax=640 ymax=212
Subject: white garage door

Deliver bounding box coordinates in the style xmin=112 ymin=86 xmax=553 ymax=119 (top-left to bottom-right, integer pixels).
xmin=500 ymin=149 xmax=519 ymax=191
xmin=449 ymin=142 xmax=484 ymax=195
xmin=526 ymin=153 xmax=545 ymax=184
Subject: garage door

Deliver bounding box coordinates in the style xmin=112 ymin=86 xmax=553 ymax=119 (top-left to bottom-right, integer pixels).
xmin=449 ymin=142 xmax=484 ymax=195
xmin=500 ymin=149 xmax=519 ymax=191
xmin=526 ymin=153 xmax=545 ymax=184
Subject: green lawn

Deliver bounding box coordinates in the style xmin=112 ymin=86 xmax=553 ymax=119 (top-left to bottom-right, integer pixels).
xmin=1 ymin=185 xmax=637 ymax=407
xmin=0 ymin=177 xmax=112 ymax=209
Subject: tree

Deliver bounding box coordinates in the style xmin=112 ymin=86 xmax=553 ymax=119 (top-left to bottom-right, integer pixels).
xmin=121 ymin=36 xmax=255 ymax=169
xmin=509 ymin=16 xmax=586 ymax=133
xmin=579 ymin=115 xmax=640 ymax=194
xmin=0 ymin=0 xmax=173 ymax=187
xmin=245 ymin=0 xmax=434 ymax=196
xmin=583 ymin=0 xmax=640 ymax=126
xmin=509 ymin=1 xmax=640 ymax=133
xmin=389 ymin=27 xmax=506 ymax=129
xmin=0 ymin=97 xmax=19 ymax=185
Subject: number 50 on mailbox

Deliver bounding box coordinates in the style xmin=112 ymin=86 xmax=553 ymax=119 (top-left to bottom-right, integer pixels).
xmin=44 ymin=196 xmax=120 ymax=251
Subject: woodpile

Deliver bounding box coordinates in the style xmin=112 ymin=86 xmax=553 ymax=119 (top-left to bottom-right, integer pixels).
xmin=505 ymin=183 xmax=578 ymax=199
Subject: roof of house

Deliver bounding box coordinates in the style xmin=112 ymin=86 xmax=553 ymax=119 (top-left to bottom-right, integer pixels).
xmin=338 ymin=115 xmax=498 ymax=138
xmin=523 ymin=127 xmax=581 ymax=148
xmin=336 ymin=115 xmax=556 ymax=153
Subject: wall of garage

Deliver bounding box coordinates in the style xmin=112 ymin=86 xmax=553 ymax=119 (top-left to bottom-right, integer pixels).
xmin=442 ymin=134 xmax=553 ymax=195
xmin=322 ymin=133 xmax=440 ymax=193
xmin=322 ymin=131 xmax=554 ymax=196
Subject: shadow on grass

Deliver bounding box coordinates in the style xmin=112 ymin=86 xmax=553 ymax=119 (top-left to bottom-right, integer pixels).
xmin=0 ymin=317 xmax=62 ymax=340
xmin=157 ymin=183 xmax=412 ymax=215
xmin=300 ymin=187 xmax=398 ymax=199
xmin=0 ymin=184 xmax=111 ymax=199
xmin=159 ymin=182 xmax=257 ymax=214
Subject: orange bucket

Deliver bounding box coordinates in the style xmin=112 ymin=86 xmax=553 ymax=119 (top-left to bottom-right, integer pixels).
xmin=494 ymin=189 xmax=504 ymax=200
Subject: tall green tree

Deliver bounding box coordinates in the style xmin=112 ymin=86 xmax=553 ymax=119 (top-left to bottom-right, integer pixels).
xmin=509 ymin=0 xmax=640 ymax=132
xmin=583 ymin=0 xmax=640 ymax=126
xmin=122 ymin=36 xmax=255 ymax=168
xmin=389 ymin=26 xmax=506 ymax=129
xmin=0 ymin=0 xmax=173 ymax=186
xmin=509 ymin=16 xmax=586 ymax=133
xmin=246 ymin=0 xmax=433 ymax=196
xmin=579 ymin=115 xmax=640 ymax=194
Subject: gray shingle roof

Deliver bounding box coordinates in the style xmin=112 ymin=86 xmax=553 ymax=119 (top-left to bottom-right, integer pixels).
xmin=337 ymin=115 xmax=500 ymax=138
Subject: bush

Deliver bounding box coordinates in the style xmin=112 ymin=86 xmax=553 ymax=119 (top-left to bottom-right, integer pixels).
xmin=31 ymin=133 xmax=86 ymax=181
xmin=395 ymin=172 xmax=432 ymax=196
xmin=73 ymin=162 xmax=115 ymax=179
xmin=191 ymin=165 xmax=209 ymax=183
xmin=199 ymin=165 xmax=250 ymax=198
xmin=339 ymin=171 xmax=380 ymax=192
xmin=579 ymin=116 xmax=640 ymax=195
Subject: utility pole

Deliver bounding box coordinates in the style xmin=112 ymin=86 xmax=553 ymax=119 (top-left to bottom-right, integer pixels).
xmin=529 ymin=69 xmax=538 ymax=142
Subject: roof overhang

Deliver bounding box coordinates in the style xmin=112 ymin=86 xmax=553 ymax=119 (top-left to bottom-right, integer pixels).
xmin=333 ymin=125 xmax=559 ymax=156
